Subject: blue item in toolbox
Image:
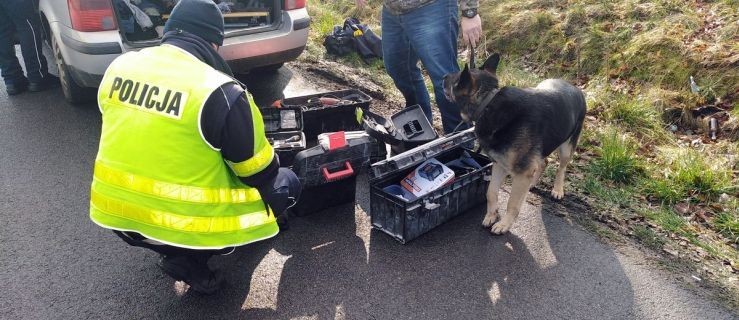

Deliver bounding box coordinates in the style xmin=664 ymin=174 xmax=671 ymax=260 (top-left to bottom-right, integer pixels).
xmin=361 ymin=104 xmax=438 ymax=153
xmin=291 ymin=131 xmax=379 ymax=216
xmin=369 ymin=128 xmax=493 ymax=243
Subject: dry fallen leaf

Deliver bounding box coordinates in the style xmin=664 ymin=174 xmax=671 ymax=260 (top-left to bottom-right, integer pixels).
xmin=674 ymin=203 xmax=691 ymax=215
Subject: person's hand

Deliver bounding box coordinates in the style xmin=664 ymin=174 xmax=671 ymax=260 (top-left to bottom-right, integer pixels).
xmin=461 ymin=15 xmax=482 ymax=48
xmin=355 ymin=0 xmax=367 ymax=8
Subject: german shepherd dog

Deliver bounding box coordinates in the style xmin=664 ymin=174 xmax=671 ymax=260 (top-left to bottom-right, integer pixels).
xmin=443 ymin=53 xmax=586 ymax=234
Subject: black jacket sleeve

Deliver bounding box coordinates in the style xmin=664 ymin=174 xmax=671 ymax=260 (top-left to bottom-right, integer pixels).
xmin=200 ymin=82 xmax=279 ymax=189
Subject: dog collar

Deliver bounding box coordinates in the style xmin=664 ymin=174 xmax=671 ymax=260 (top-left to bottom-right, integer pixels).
xmin=472 ymin=89 xmax=499 ymax=122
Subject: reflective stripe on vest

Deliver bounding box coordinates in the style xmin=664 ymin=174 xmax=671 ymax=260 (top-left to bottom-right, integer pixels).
xmin=91 ymin=191 xmax=273 ymax=233
xmin=91 ymin=45 xmax=279 ymax=249
xmin=94 ymin=161 xmax=261 ymax=204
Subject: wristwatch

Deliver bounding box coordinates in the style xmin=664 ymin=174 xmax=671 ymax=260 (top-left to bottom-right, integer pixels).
xmin=462 ymin=8 xmax=478 ymax=18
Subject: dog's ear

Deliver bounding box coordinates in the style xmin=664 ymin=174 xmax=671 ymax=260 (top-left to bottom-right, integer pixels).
xmin=457 ymin=63 xmax=472 ymax=89
xmin=482 ymin=53 xmax=501 ymax=75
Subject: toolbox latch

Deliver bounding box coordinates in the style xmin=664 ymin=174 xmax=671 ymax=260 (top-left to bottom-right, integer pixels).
xmin=423 ymin=199 xmax=440 ymax=210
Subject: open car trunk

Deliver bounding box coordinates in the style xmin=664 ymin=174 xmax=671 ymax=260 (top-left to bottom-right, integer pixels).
xmin=113 ymin=0 xmax=282 ymax=45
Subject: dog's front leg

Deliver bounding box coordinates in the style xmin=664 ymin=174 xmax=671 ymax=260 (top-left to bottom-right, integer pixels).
xmin=483 ymin=164 xmax=507 ymax=227
xmin=491 ymin=171 xmax=534 ymax=234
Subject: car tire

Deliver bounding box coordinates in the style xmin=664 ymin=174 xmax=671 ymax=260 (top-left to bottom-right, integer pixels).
xmin=51 ymin=34 xmax=95 ymax=105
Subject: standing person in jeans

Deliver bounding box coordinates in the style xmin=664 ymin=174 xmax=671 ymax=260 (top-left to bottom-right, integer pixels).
xmin=356 ymin=0 xmax=482 ymax=134
xmin=0 ymin=0 xmax=59 ymax=95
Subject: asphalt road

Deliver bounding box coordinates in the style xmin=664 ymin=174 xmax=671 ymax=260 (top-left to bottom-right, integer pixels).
xmin=0 ymin=52 xmax=736 ymax=319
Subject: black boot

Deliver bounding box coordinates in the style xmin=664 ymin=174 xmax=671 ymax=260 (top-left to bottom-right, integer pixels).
xmin=158 ymin=254 xmax=223 ymax=295
xmin=5 ymin=79 xmax=28 ymax=95
xmin=28 ymin=74 xmax=60 ymax=92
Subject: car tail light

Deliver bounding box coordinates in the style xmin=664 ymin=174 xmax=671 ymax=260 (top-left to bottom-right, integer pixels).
xmin=68 ymin=0 xmax=117 ymax=32
xmin=284 ymin=0 xmax=306 ymax=10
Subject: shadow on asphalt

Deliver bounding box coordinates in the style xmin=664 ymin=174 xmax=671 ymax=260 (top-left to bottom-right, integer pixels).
xmin=156 ymin=176 xmax=636 ymax=319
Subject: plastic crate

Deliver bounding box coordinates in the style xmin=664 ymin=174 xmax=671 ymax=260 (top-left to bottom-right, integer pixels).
xmin=282 ymin=89 xmax=371 ymax=140
xmin=369 ymin=129 xmax=492 ymax=243
xmin=261 ymin=107 xmax=305 ymax=167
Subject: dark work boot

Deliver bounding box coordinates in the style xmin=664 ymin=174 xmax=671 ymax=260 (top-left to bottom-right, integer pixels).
xmin=5 ymin=78 xmax=28 ymax=96
xmin=6 ymin=82 xmax=27 ymax=95
xmin=157 ymin=254 xmax=223 ymax=295
xmin=28 ymin=74 xmax=60 ymax=92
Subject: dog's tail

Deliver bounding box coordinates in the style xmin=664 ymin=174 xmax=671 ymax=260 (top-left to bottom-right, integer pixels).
xmin=568 ymin=90 xmax=587 ymax=148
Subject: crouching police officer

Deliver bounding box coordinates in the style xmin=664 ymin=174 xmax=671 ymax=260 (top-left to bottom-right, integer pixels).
xmin=89 ymin=0 xmax=301 ymax=294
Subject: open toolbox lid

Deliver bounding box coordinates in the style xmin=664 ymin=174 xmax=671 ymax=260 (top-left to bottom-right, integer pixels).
xmin=260 ymin=106 xmax=303 ymax=133
xmin=281 ymin=89 xmax=372 ymax=111
xmin=369 ymin=128 xmax=477 ymax=181
xmin=360 ymin=105 xmax=437 ymax=146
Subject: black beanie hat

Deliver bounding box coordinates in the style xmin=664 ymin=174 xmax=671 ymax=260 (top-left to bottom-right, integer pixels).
xmin=163 ymin=0 xmax=225 ymax=46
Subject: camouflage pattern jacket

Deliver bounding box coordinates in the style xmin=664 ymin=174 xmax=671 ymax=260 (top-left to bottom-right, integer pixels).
xmin=384 ymin=0 xmax=479 ymax=15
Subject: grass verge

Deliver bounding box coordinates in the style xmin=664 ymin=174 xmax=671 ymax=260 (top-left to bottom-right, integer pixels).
xmin=302 ymin=0 xmax=738 ymax=306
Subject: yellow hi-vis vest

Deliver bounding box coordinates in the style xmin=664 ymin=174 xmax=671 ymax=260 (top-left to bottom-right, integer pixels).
xmin=90 ymin=44 xmax=278 ymax=250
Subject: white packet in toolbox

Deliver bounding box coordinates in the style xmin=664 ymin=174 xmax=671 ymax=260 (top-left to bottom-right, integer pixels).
xmin=400 ymin=158 xmax=455 ymax=198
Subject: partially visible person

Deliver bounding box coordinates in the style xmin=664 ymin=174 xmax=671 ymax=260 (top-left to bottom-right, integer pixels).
xmin=0 ymin=0 xmax=59 ymax=95
xmin=356 ymin=0 xmax=482 ymax=133
xmin=89 ymin=0 xmax=301 ymax=294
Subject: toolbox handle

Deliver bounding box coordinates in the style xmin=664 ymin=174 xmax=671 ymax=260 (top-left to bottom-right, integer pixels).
xmin=322 ymin=161 xmax=354 ymax=182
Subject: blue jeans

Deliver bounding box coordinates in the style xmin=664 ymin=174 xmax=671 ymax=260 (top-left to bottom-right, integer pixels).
xmin=0 ymin=0 xmax=49 ymax=85
xmin=382 ymin=0 xmax=467 ymax=134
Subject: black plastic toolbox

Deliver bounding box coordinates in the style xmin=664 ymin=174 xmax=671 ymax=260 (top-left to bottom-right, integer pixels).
xmin=369 ymin=128 xmax=492 ymax=243
xmin=282 ymin=89 xmax=372 ymax=139
xmin=261 ymin=107 xmax=306 ymax=167
xmin=291 ymin=131 xmax=380 ymax=216
xmin=362 ymin=104 xmax=438 ymax=154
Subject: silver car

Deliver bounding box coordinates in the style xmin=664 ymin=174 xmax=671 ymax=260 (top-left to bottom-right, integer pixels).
xmin=37 ymin=0 xmax=310 ymax=104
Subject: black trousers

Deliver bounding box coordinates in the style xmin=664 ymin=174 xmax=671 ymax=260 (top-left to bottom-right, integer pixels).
xmin=114 ymin=168 xmax=302 ymax=260
xmin=0 ymin=0 xmax=48 ymax=85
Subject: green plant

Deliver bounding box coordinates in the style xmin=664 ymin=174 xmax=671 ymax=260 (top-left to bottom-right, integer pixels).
xmin=608 ymin=99 xmax=664 ymax=135
xmin=640 ymin=206 xmax=687 ymax=233
xmin=579 ymin=175 xmax=635 ymax=209
xmin=644 ymin=148 xmax=733 ymax=203
xmin=642 ymin=178 xmax=683 ymax=204
xmin=713 ymin=210 xmax=739 ymax=245
xmin=633 ymin=225 xmax=666 ymax=250
xmin=672 ymin=150 xmax=732 ymax=199
xmin=590 ymin=128 xmax=643 ymax=184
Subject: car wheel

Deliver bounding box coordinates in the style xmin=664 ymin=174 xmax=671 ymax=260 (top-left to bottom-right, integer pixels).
xmin=51 ymin=34 xmax=94 ymax=105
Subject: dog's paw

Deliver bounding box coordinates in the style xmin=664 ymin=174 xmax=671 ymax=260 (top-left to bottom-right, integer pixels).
xmin=551 ymin=188 xmax=564 ymax=200
xmin=482 ymin=210 xmax=498 ymax=228
xmin=490 ymin=221 xmax=512 ymax=235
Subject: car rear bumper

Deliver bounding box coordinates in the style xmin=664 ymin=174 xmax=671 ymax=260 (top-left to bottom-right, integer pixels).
xmin=53 ymin=24 xmax=121 ymax=87
xmin=220 ymin=8 xmax=310 ymax=72
xmin=54 ymin=8 xmax=309 ymax=88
